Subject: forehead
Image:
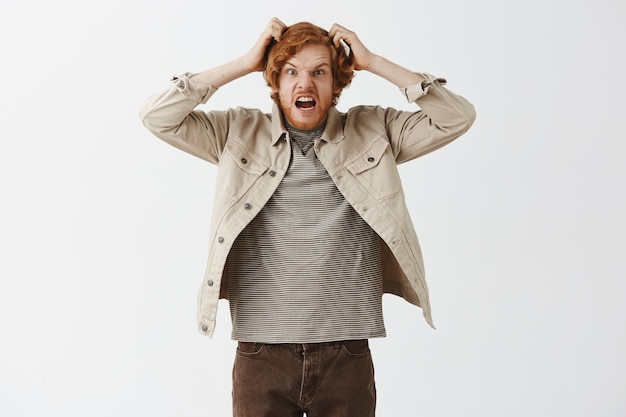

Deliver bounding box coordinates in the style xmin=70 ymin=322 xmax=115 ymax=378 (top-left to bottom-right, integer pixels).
xmin=284 ymin=43 xmax=332 ymax=67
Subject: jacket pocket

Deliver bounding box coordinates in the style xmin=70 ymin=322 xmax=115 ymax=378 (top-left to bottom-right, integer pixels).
xmin=346 ymin=136 xmax=402 ymax=199
xmin=215 ymin=138 xmax=269 ymax=201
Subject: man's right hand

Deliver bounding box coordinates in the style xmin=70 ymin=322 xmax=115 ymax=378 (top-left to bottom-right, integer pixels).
xmin=243 ymin=17 xmax=287 ymax=73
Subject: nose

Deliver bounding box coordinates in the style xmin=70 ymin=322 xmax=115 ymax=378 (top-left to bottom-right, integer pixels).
xmin=297 ymin=73 xmax=314 ymax=90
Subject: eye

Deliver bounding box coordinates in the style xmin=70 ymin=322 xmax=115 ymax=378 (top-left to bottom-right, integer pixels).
xmin=312 ymin=69 xmax=325 ymax=76
xmin=286 ymin=69 xmax=297 ymax=76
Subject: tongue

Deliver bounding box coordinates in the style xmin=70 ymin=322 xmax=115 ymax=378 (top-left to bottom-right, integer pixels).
xmin=297 ymin=101 xmax=315 ymax=109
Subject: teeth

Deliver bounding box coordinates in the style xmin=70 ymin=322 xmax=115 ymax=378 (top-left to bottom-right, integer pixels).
xmin=297 ymin=97 xmax=314 ymax=102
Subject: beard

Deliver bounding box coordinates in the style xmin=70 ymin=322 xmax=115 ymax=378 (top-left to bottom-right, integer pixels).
xmin=278 ymin=95 xmax=333 ymax=131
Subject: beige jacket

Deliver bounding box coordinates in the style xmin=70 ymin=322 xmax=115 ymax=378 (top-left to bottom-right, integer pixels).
xmin=139 ymin=72 xmax=475 ymax=338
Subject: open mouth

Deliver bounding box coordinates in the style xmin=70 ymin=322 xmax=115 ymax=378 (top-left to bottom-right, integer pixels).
xmin=295 ymin=96 xmax=316 ymax=109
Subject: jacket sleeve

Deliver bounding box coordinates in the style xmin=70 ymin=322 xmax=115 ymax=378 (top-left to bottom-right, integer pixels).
xmin=385 ymin=73 xmax=476 ymax=163
xmin=138 ymin=73 xmax=228 ymax=164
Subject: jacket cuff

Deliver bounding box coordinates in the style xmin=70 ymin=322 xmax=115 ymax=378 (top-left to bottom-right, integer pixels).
xmin=170 ymin=72 xmax=217 ymax=104
xmin=400 ymin=73 xmax=447 ymax=102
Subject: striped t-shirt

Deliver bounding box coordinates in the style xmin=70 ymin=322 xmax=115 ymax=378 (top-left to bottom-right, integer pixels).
xmin=225 ymin=123 xmax=385 ymax=343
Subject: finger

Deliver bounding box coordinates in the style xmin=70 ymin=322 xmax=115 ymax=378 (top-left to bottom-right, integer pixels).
xmin=328 ymin=23 xmax=346 ymax=38
xmin=329 ymin=23 xmax=351 ymax=39
xmin=330 ymin=25 xmax=354 ymax=51
xmin=267 ymin=17 xmax=287 ymax=41
xmin=271 ymin=17 xmax=287 ymax=28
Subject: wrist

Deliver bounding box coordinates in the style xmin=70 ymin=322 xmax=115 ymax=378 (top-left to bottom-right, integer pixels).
xmin=361 ymin=54 xmax=382 ymax=72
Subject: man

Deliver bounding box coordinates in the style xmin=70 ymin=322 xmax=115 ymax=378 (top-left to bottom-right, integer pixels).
xmin=139 ymin=17 xmax=475 ymax=417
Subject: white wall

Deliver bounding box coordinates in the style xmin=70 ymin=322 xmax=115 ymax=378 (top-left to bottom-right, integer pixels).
xmin=1 ymin=0 xmax=624 ymax=416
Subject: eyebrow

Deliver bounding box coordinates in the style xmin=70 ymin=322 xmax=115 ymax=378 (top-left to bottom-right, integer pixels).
xmin=283 ymin=61 xmax=331 ymax=70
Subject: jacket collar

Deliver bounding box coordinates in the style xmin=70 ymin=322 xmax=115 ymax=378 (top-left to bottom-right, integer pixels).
xmin=271 ymin=104 xmax=287 ymax=145
xmin=320 ymin=107 xmax=345 ymax=144
xmin=270 ymin=105 xmax=345 ymax=145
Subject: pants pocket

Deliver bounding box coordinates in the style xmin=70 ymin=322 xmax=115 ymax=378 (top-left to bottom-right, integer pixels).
xmin=236 ymin=342 xmax=268 ymax=358
xmin=340 ymin=339 xmax=371 ymax=358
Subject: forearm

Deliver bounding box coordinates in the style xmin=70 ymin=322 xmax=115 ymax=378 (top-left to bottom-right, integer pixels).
xmin=365 ymin=55 xmax=426 ymax=89
xmin=189 ymin=56 xmax=254 ymax=88
xmin=361 ymin=53 xmax=475 ymax=140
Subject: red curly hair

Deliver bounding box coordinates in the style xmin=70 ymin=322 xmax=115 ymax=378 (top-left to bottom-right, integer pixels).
xmin=263 ymin=22 xmax=354 ymax=106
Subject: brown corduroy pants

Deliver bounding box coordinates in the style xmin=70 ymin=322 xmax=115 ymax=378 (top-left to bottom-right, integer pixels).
xmin=232 ymin=339 xmax=376 ymax=417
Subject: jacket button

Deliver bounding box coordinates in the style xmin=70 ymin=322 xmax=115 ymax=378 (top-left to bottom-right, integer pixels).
xmin=241 ymin=158 xmax=247 ymax=164
xmin=269 ymin=170 xmax=276 ymax=177
xmin=217 ymin=236 xmax=224 ymax=243
xmin=367 ymin=157 xmax=375 ymax=162
xmin=207 ymin=280 xmax=214 ymax=287
xmin=244 ymin=203 xmax=252 ymax=210
xmin=201 ymin=325 xmax=208 ymax=332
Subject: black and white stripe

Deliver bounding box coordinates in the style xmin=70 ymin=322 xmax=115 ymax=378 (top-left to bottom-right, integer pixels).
xmin=226 ymin=126 xmax=386 ymax=343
